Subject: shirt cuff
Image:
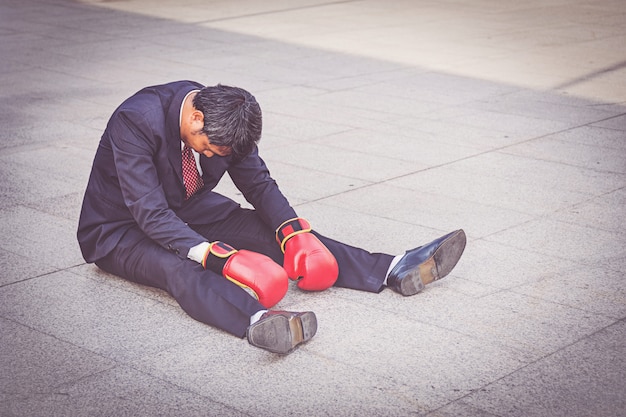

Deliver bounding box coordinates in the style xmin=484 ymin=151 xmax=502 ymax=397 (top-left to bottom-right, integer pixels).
xmin=188 ymin=241 xmax=210 ymax=264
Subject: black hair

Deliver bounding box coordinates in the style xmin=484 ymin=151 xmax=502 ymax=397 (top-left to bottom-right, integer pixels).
xmin=192 ymin=84 xmax=262 ymax=160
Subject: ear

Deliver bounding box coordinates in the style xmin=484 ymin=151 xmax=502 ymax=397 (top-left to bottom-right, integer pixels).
xmin=190 ymin=110 xmax=204 ymax=126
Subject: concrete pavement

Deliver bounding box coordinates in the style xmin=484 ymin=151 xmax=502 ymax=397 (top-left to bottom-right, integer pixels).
xmin=1 ymin=0 xmax=625 ymax=416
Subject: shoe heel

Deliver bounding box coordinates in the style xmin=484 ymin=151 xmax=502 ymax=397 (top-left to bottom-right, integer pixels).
xmin=433 ymin=230 xmax=466 ymax=279
xmin=298 ymin=311 xmax=318 ymax=341
xmin=401 ymin=268 xmax=427 ymax=295
xmin=248 ymin=312 xmax=317 ymax=354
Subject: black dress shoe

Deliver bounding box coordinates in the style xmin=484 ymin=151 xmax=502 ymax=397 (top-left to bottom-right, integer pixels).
xmin=247 ymin=310 xmax=317 ymax=354
xmin=386 ymin=229 xmax=466 ymax=296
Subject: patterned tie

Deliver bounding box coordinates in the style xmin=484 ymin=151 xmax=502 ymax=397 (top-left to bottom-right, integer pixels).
xmin=182 ymin=145 xmax=204 ymax=199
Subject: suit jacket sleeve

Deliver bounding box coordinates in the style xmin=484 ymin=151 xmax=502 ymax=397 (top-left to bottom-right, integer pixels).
xmin=227 ymin=146 xmax=297 ymax=231
xmin=108 ymin=108 xmax=207 ymax=256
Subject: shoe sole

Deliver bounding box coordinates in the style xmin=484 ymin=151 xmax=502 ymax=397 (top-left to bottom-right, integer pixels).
xmin=400 ymin=230 xmax=467 ymax=296
xmin=247 ymin=312 xmax=317 ymax=354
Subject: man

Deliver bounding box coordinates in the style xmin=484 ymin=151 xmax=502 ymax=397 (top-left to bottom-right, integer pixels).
xmin=78 ymin=81 xmax=466 ymax=354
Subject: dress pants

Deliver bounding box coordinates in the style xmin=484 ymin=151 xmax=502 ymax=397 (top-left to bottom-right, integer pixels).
xmin=95 ymin=208 xmax=392 ymax=338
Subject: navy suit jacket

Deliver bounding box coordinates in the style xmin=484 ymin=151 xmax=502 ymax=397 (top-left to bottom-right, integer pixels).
xmin=78 ymin=81 xmax=297 ymax=263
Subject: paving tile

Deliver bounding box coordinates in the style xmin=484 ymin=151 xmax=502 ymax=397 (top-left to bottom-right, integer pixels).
xmin=486 ymin=217 xmax=626 ymax=266
xmin=451 ymin=239 xmax=579 ymax=291
xmin=0 ymin=144 xmax=94 ymax=183
xmin=0 ymin=206 xmax=84 ymax=269
xmin=5 ymin=0 xmax=101 ymax=25
xmin=2 ymin=365 xmax=245 ymax=417
xmin=315 ymin=128 xmax=481 ymax=166
xmin=356 ymin=72 xmax=522 ymax=106
xmin=261 ymin=111 xmax=352 ymax=141
xmin=462 ymin=320 xmax=626 ymax=417
xmin=292 ymin=201 xmax=450 ymax=255
xmin=559 ymin=79 xmax=626 ymax=105
xmin=312 ymin=89 xmax=447 ymax=119
xmin=256 ymin=159 xmax=372 ymax=204
xmin=320 ymin=182 xmax=535 ymax=238
xmin=426 ymin=401 xmax=501 ymax=417
xmin=133 ymin=328 xmax=428 ymax=416
xmin=0 ymin=118 xmax=86 ymax=149
xmin=260 ymin=97 xmax=393 ymax=131
xmin=0 ymin=66 xmax=97 ymax=101
xmin=334 ymin=285 xmax=613 ymax=360
xmin=443 ymin=58 xmax=571 ymax=93
xmin=303 ymin=297 xmax=531 ymax=403
xmin=264 ymin=142 xmax=424 ymax=183
xmin=447 ymin=152 xmax=626 ymax=195
xmin=0 ymin=317 xmax=115 ymax=399
xmin=606 ymin=252 xmax=626 ymax=275
xmin=283 ymin=51 xmax=407 ymax=79
xmin=0 ymin=248 xmax=56 ymax=287
xmin=468 ymin=93 xmax=621 ymax=125
xmin=0 ymin=270 xmax=210 ymax=362
xmin=501 ymin=136 xmax=626 ymax=173
xmin=555 ymin=187 xmax=626 ymax=236
xmin=388 ymin=165 xmax=591 ymax=216
xmin=421 ymin=106 xmax=578 ymax=138
xmin=24 ymin=191 xmax=84 ymax=222
xmin=0 ymin=60 xmax=29 ymax=78
xmin=502 ymin=89 xmax=624 ymax=111
xmin=539 ymin=125 xmax=626 ymax=151
xmin=73 ymin=264 xmax=179 ymax=308
xmin=512 ymin=265 xmax=626 ymax=319
xmin=0 ymin=32 xmax=68 ymax=63
xmin=387 ymin=116 xmax=527 ymax=151
xmin=592 ymin=113 xmax=626 ymax=130
xmin=255 ymin=85 xmax=331 ymax=108
xmin=313 ymin=66 xmax=427 ymax=92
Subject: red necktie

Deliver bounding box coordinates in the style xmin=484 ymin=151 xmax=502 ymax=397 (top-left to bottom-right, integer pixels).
xmin=182 ymin=145 xmax=204 ymax=199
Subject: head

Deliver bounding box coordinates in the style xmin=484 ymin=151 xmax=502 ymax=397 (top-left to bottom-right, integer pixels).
xmin=192 ymin=84 xmax=262 ymax=161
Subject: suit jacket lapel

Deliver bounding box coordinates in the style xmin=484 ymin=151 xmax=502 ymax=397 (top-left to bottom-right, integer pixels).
xmin=166 ymin=85 xmax=198 ymax=190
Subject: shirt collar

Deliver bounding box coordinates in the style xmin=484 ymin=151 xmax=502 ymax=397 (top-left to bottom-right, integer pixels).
xmin=180 ymin=89 xmax=200 ymax=151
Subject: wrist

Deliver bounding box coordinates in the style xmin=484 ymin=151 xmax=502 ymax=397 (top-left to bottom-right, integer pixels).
xmin=276 ymin=217 xmax=311 ymax=252
xmin=188 ymin=241 xmax=210 ymax=264
xmin=202 ymin=241 xmax=238 ymax=270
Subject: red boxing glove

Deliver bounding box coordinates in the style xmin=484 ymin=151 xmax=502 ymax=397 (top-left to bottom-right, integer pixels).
xmin=203 ymin=241 xmax=288 ymax=308
xmin=276 ymin=218 xmax=338 ymax=291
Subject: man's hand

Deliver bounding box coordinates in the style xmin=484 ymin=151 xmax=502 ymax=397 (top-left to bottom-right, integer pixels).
xmin=203 ymin=241 xmax=288 ymax=308
xmin=276 ymin=218 xmax=338 ymax=291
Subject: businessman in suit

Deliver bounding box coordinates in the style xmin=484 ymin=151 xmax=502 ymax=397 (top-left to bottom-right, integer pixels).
xmin=78 ymin=81 xmax=467 ymax=354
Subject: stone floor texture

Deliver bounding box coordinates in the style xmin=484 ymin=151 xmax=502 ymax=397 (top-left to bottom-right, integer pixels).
xmin=1 ymin=0 xmax=625 ymax=416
